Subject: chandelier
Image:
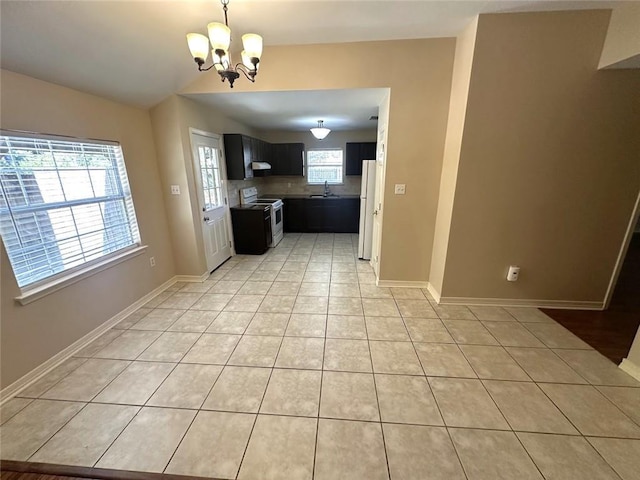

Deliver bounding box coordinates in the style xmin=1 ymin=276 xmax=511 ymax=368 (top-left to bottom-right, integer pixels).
xmin=310 ymin=120 xmax=331 ymax=140
xmin=186 ymin=0 xmax=263 ymax=88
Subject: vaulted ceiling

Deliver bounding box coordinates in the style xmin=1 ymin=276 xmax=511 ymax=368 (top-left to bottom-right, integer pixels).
xmin=0 ymin=0 xmax=624 ymax=127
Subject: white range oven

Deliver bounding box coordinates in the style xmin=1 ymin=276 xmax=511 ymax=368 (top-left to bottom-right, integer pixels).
xmin=239 ymin=187 xmax=284 ymax=247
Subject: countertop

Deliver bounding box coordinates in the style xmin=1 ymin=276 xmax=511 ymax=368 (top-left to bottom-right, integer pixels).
xmin=230 ymin=204 xmax=269 ymax=210
xmin=265 ymin=194 xmax=360 ymax=199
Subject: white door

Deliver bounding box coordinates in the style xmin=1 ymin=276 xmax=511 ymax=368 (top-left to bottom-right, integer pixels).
xmin=190 ymin=131 xmax=232 ymax=273
xmin=370 ymin=130 xmax=386 ymax=277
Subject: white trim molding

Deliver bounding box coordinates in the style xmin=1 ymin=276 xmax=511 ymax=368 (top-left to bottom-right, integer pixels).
xmin=436 ymin=296 xmax=604 ymax=310
xmin=426 ymin=283 xmax=441 ymax=303
xmin=619 ymin=358 xmax=640 ymax=382
xmin=175 ymin=272 xmax=210 ymax=283
xmin=376 ymin=280 xmax=429 ymax=289
xmin=15 ymin=245 xmax=147 ymax=306
xmin=0 ymin=276 xmax=177 ymax=404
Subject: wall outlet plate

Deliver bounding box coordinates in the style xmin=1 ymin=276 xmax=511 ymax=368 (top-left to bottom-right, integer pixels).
xmin=394 ymin=184 xmax=406 ymax=195
xmin=507 ymin=265 xmax=520 ymax=281
xmin=171 ymin=185 xmax=180 ymax=195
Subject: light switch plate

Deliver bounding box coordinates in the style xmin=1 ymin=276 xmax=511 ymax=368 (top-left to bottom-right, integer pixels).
xmin=171 ymin=185 xmax=180 ymax=195
xmin=394 ymin=184 xmax=406 ymax=195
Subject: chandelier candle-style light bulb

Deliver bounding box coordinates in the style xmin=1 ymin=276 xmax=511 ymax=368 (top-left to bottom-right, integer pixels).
xmin=186 ymin=0 xmax=262 ymax=88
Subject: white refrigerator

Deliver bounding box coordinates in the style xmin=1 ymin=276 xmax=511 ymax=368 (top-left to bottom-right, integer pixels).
xmin=358 ymin=160 xmax=377 ymax=260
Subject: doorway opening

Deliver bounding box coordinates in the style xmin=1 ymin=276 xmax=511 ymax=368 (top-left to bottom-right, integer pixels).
xmin=542 ymin=194 xmax=640 ymax=364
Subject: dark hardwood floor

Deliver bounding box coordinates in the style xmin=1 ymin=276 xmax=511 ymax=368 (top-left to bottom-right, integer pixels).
xmin=543 ymin=232 xmax=640 ymax=364
xmin=0 ymin=474 xmax=95 ymax=480
xmin=0 ymin=462 xmax=218 ymax=480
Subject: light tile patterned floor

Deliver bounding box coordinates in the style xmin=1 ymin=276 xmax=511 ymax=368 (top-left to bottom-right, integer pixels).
xmin=2 ymin=233 xmax=640 ymax=480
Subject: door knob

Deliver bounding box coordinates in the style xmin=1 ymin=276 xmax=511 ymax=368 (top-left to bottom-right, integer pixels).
xmin=204 ymin=217 xmax=210 ymax=222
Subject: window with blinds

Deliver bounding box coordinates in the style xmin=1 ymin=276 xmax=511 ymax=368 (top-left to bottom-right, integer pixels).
xmin=0 ymin=132 xmax=141 ymax=289
xmin=307 ymin=149 xmax=344 ymax=185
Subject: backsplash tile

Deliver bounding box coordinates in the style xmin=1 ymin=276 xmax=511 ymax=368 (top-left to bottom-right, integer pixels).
xmin=261 ymin=176 xmax=361 ymax=197
xmin=227 ymin=176 xmax=361 ymax=205
xmin=227 ymin=179 xmax=262 ymax=206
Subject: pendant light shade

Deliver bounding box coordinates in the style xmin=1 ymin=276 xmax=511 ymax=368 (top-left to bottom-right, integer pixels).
xmin=310 ymin=120 xmax=331 ymax=140
xmin=186 ymin=33 xmax=210 ymax=62
xmin=242 ymin=33 xmax=263 ymax=59
xmin=207 ymin=22 xmax=231 ymax=52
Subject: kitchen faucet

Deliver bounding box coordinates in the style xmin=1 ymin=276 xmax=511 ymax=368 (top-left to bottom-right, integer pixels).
xmin=324 ymin=180 xmax=331 ymax=197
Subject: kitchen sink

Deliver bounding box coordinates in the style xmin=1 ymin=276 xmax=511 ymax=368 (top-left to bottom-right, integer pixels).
xmin=309 ymin=194 xmax=340 ymax=198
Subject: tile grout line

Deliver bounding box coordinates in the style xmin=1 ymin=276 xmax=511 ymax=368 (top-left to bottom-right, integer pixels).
xmin=311 ymin=233 xmax=329 ymax=480
xmin=91 ymin=254 xmax=266 ymax=474
xmin=232 ymin=235 xmax=301 ymax=480
xmin=83 ymin=330 xmax=188 ymax=470
xmin=7 ymin=234 xmax=640 ymax=476
xmin=457 ymin=343 xmax=536 ymax=383
xmin=17 ymin=357 xmax=90 ymax=401
xmin=399 ymin=307 xmax=470 ymax=480
xmin=90 ymin=403 xmax=143 ymax=468
xmin=0 ymin=398 xmax=34 ymax=426
xmin=24 ymin=400 xmax=92 ymax=464
xmin=362 ymin=301 xmax=393 ymax=480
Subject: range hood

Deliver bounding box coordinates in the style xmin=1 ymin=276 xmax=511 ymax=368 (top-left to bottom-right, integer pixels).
xmin=252 ymin=162 xmax=272 ymax=170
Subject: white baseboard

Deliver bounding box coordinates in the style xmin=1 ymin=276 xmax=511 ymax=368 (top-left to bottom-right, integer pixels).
xmin=426 ymin=283 xmax=441 ymax=303
xmin=175 ymin=272 xmax=209 ymax=283
xmin=436 ymin=296 xmax=604 ymax=310
xmin=376 ymin=280 xmax=430 ymax=289
xmin=0 ymin=277 xmax=177 ymax=405
xmin=619 ymin=358 xmax=640 ymax=382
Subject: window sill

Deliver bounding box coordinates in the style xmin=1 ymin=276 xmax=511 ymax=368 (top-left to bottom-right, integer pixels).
xmin=15 ymin=245 xmax=148 ymax=306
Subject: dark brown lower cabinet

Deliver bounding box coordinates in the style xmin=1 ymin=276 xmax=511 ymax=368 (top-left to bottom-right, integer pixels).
xmin=283 ymin=198 xmax=360 ymax=233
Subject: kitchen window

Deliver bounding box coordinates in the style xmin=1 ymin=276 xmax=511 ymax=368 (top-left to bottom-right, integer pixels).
xmin=307 ymin=149 xmax=343 ymax=185
xmin=0 ymin=131 xmax=142 ymax=294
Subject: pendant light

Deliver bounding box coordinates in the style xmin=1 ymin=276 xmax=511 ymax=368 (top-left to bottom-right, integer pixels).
xmin=310 ymin=120 xmax=331 ymax=140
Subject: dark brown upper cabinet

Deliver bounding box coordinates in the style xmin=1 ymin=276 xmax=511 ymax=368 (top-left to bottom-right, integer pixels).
xmin=345 ymin=142 xmax=376 ymax=176
xmin=223 ymin=134 xmax=254 ymax=180
xmin=271 ymin=143 xmax=305 ymax=176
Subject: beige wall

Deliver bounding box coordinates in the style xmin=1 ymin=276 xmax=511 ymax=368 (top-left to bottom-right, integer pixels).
xmin=150 ymin=95 xmax=258 ymax=276
xmin=439 ymin=11 xmax=640 ymax=304
xmin=181 ymin=39 xmax=456 ymax=282
xmin=599 ymin=2 xmax=640 ymax=69
xmin=430 ymin=17 xmax=479 ymax=295
xmin=257 ymin=129 xmax=376 ymax=196
xmin=0 ymin=70 xmax=174 ymax=388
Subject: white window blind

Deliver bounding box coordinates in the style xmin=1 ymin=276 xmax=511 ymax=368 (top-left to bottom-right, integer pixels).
xmin=307 ymin=149 xmax=343 ymax=185
xmin=0 ymin=132 xmax=141 ymax=289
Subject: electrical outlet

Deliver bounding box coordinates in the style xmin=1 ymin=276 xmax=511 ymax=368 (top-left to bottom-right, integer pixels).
xmin=507 ymin=265 xmax=520 ymax=281
xmin=171 ymin=185 xmax=180 ymax=195
xmin=394 ymin=184 xmax=406 ymax=195
xmin=149 ymin=256 xmax=156 ymax=267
